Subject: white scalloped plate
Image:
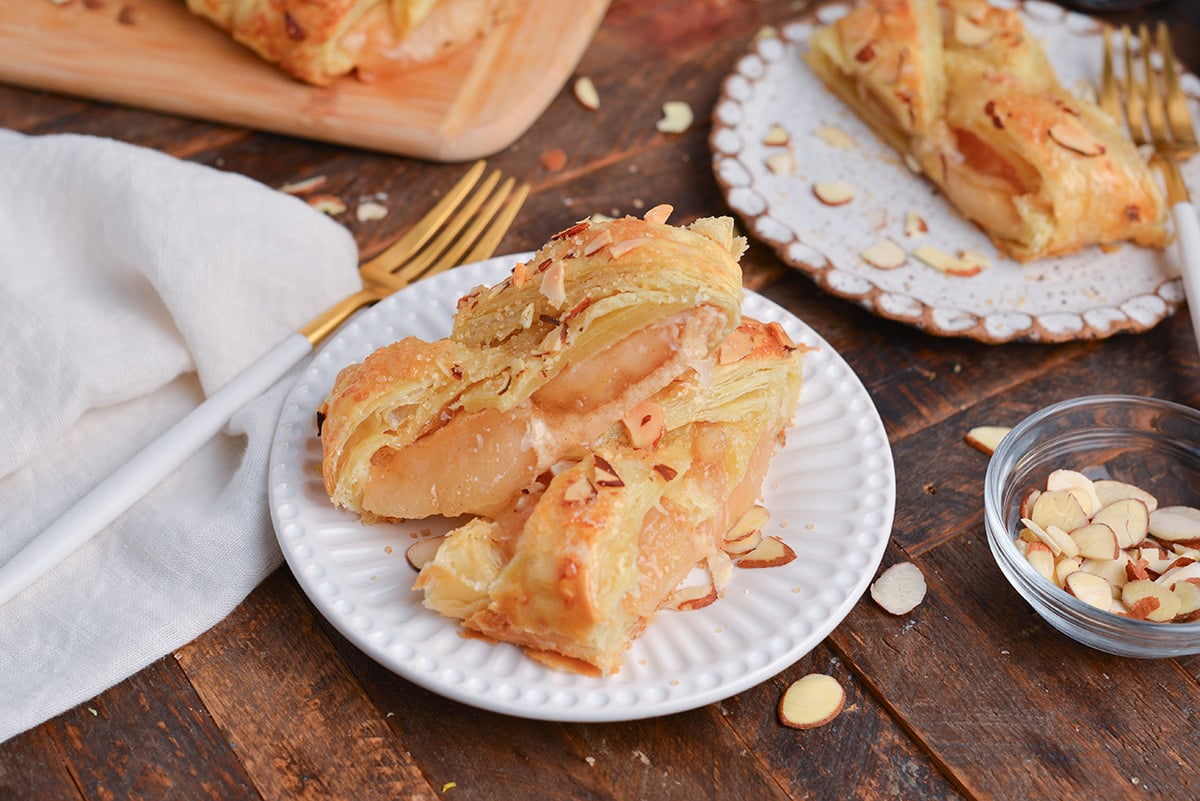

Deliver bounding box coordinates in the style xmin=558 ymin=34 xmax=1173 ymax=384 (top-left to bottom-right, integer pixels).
xmin=711 ymin=0 xmax=1200 ymax=343
xmin=268 ymin=254 xmax=895 ymax=722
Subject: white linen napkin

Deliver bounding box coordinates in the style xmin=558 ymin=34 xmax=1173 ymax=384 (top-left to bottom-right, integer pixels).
xmin=0 ymin=130 xmax=362 ymax=743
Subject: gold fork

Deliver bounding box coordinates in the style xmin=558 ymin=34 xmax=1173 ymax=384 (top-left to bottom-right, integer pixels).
xmin=0 ymin=162 xmax=529 ymax=607
xmin=302 ymin=160 xmax=529 ymax=343
xmin=1100 ymin=22 xmax=1200 ymax=345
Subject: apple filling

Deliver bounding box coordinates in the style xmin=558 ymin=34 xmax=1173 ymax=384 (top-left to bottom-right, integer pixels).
xmin=359 ymin=312 xmax=718 ymax=520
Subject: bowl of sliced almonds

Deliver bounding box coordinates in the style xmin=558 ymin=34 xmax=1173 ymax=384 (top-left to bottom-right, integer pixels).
xmin=985 ymin=395 xmax=1200 ymax=658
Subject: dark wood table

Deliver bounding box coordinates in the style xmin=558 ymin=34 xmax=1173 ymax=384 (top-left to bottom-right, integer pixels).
xmin=4 ymin=1 xmax=1200 ymax=799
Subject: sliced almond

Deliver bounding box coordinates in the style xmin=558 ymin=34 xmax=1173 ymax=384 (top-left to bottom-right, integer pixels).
xmin=762 ymin=123 xmax=790 ymax=146
xmin=665 ymin=579 xmax=718 ymax=611
xmin=903 ymin=210 xmax=928 ymax=238
xmin=1079 ymin=552 xmax=1131 ymax=592
xmin=539 ymin=260 xmax=567 ymax=308
xmin=1020 ymin=489 xmax=1042 ymax=520
xmin=406 ymin=536 xmax=446 ymax=571
xmin=280 ymin=174 xmax=327 ymax=195
xmin=622 ymin=400 xmax=665 ymax=449
xmin=723 ymin=529 xmax=764 ymax=556
xmin=1122 ymin=578 xmax=1180 ymax=622
xmin=813 ymin=125 xmax=856 ymax=150
xmin=859 ymin=239 xmax=907 ymax=269
xmin=1054 ymin=556 xmax=1083 ymax=589
xmin=1172 ymin=579 xmax=1200 ymax=621
xmin=812 ymin=180 xmax=855 ymax=206
xmin=1092 ymin=498 xmax=1151 ymax=549
xmin=1025 ymin=541 xmax=1056 ymax=582
xmin=1135 ymin=545 xmax=1178 ymax=575
xmin=965 ymin=425 xmax=1011 ymax=455
xmin=1048 ymin=120 xmax=1106 ymax=157
xmin=562 ymin=474 xmax=596 ymax=504
xmin=643 ymin=203 xmax=673 ymax=225
xmin=913 ymin=245 xmax=982 ymax=277
xmin=1155 ymin=560 xmax=1200 ymax=589
xmin=778 ymin=673 xmax=845 ymax=730
xmin=869 ymin=561 xmax=927 ymax=615
xmin=736 ymin=536 xmax=797 ymax=568
xmin=1022 ymin=517 xmax=1079 ymax=558
xmin=765 ymin=152 xmax=797 ymax=175
xmin=1070 ymin=523 xmax=1119 ymax=561
xmin=1094 ymin=480 xmax=1158 ymax=513
xmin=718 ymin=329 xmax=757 ymax=365
xmin=725 ymin=505 xmax=771 ymax=544
xmin=307 ymin=194 xmax=347 ymax=215
xmin=957 ymin=249 xmax=991 ymax=272
xmin=953 ymin=13 xmax=996 ymax=47
xmin=573 ymin=76 xmax=601 ymax=110
xmin=1064 ymin=571 xmax=1113 ymax=612
xmin=1149 ymin=505 xmax=1200 ymax=545
xmin=1029 ymin=491 xmax=1090 ymax=537
xmin=355 ymin=201 xmax=388 ymax=223
xmin=656 ymin=100 xmax=694 ymax=134
xmin=1045 ymin=469 xmax=1101 ymax=517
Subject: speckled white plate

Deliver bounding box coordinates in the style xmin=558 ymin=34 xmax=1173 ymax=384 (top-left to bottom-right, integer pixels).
xmin=711 ymin=0 xmax=1200 ymax=342
xmin=267 ymin=254 xmax=895 ymax=722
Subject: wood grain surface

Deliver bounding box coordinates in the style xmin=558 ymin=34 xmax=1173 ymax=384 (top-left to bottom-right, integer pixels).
xmin=0 ymin=0 xmax=608 ymax=160
xmin=3 ymin=1 xmax=1200 ymax=800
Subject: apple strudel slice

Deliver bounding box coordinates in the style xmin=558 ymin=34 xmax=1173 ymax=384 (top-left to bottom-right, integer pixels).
xmin=806 ymin=0 xmax=1167 ymax=261
xmin=415 ymin=318 xmax=805 ymax=675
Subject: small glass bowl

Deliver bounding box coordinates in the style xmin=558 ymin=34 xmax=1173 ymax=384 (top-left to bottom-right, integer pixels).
xmin=984 ymin=394 xmax=1200 ymax=658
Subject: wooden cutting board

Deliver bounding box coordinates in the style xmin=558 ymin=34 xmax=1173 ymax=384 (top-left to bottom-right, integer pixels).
xmin=0 ymin=0 xmax=609 ymax=161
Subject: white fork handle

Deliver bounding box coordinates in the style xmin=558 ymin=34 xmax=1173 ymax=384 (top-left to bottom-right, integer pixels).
xmin=1174 ymin=200 xmax=1200 ymax=348
xmin=0 ymin=332 xmax=314 ymax=607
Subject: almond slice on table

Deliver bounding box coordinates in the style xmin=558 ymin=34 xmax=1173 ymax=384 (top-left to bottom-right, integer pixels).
xmin=573 ymin=76 xmax=601 ymax=110
xmin=778 ymin=673 xmax=846 ymax=729
xmin=656 ymin=101 xmax=693 ymax=134
xmin=869 ymin=561 xmax=927 ymax=615
xmin=964 ymin=425 xmax=1010 ymax=455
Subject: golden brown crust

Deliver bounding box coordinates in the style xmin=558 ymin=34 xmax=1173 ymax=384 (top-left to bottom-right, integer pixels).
xmin=807 ymin=0 xmax=1167 ymax=261
xmin=186 ymin=0 xmax=517 ymax=86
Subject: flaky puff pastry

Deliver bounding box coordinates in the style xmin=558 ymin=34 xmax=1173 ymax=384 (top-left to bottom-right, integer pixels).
xmin=805 ymin=0 xmax=946 ymax=152
xmin=319 ymin=210 xmax=746 ymax=523
xmin=807 ymin=0 xmax=1167 ymax=261
xmin=186 ymin=0 xmax=517 ymax=86
xmin=415 ymin=319 xmax=805 ymax=675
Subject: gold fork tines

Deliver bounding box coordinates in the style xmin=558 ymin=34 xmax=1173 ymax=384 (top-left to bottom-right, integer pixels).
xmin=301 ymin=162 xmax=529 ymax=343
xmin=1108 ymin=23 xmax=1197 ymax=161
xmin=1157 ymin=21 xmax=1199 ymax=159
